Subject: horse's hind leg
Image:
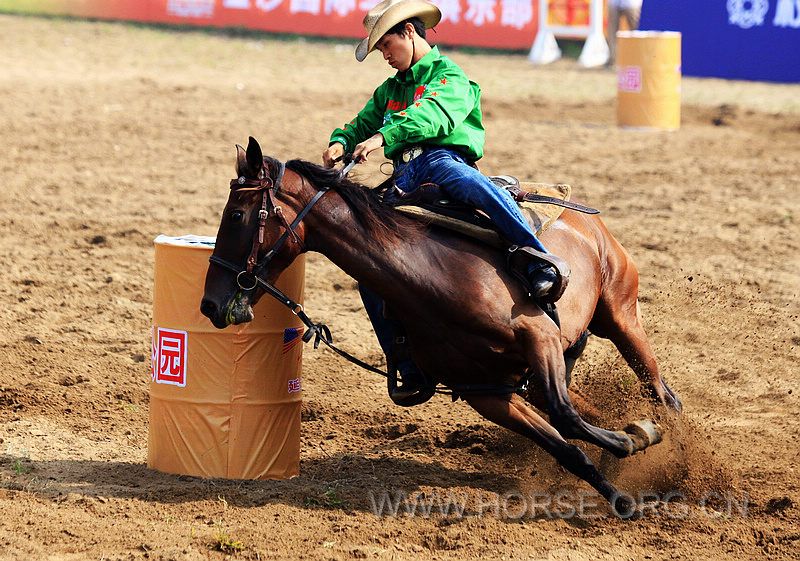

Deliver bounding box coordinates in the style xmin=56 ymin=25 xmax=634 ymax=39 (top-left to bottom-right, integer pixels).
xmin=465 ymin=393 xmax=633 ymax=514
xmin=590 ymin=254 xmax=682 ymax=412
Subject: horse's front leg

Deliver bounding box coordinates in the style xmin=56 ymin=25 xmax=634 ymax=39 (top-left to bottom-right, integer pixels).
xmin=464 ymin=393 xmax=634 ymax=515
xmin=522 ymin=320 xmax=661 ymax=457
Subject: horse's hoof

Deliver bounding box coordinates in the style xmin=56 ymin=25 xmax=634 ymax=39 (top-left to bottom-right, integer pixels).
xmin=661 ymin=393 xmax=683 ymax=414
xmin=624 ymin=420 xmax=662 ymax=453
xmin=610 ymin=493 xmax=642 ymax=520
xmin=665 ymin=390 xmax=683 ymax=414
xmin=660 ymin=379 xmax=683 ymax=413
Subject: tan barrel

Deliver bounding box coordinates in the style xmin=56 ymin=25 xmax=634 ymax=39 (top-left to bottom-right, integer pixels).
xmin=616 ymin=31 xmax=682 ymax=130
xmin=148 ymin=235 xmax=304 ymax=479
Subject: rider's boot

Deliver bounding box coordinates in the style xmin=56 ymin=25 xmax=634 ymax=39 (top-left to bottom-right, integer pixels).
xmin=528 ymin=261 xmax=560 ymax=301
xmin=390 ymin=360 xmax=433 ymax=406
xmin=508 ymin=245 xmax=571 ymax=303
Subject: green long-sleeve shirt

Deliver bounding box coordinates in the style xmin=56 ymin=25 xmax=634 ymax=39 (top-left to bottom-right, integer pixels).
xmin=329 ymin=46 xmax=485 ymax=161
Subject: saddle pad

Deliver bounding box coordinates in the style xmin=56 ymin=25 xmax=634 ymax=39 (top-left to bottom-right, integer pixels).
xmin=395 ymin=182 xmax=571 ymax=249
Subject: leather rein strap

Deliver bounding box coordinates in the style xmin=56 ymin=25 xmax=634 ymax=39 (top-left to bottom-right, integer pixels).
xmin=521 ymin=193 xmax=599 ymax=214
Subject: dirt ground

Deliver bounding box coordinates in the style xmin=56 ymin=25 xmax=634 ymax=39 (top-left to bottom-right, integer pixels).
xmin=1 ymin=13 xmax=798 ymax=561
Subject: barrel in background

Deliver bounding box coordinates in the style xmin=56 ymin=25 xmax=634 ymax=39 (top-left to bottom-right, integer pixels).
xmin=617 ymin=31 xmax=682 ymax=130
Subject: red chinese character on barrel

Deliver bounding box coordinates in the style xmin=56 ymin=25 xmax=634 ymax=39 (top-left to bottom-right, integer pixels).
xmin=155 ymin=328 xmax=188 ymax=387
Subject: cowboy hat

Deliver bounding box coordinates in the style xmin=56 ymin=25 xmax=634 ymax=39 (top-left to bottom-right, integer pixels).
xmin=355 ymin=0 xmax=441 ymax=62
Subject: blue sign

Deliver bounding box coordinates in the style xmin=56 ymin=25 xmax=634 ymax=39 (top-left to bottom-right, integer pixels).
xmin=640 ymin=0 xmax=800 ymax=83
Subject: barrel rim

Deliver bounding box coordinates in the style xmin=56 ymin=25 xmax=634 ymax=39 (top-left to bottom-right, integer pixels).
xmin=154 ymin=234 xmax=216 ymax=249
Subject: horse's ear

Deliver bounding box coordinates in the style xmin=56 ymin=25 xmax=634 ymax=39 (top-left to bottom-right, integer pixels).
xmin=246 ymin=136 xmax=263 ymax=176
xmin=235 ymin=144 xmax=248 ymax=177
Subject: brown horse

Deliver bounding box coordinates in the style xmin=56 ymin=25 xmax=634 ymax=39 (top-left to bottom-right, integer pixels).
xmin=201 ymin=137 xmax=681 ymax=516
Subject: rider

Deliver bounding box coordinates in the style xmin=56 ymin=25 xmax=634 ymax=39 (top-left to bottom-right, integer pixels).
xmin=322 ymin=0 xmax=569 ymax=405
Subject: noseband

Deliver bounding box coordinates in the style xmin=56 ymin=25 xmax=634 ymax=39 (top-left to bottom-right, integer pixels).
xmin=209 ymin=159 xmax=330 ymax=293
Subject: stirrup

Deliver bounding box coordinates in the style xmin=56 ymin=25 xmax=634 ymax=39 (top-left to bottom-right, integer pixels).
xmin=507 ymin=245 xmax=571 ymax=303
xmin=387 ymin=363 xmax=436 ymax=407
xmin=386 ymin=335 xmax=435 ymax=407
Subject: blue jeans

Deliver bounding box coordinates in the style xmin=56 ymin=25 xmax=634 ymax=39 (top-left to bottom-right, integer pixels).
xmin=361 ymin=147 xmax=549 ymax=369
xmin=359 ymin=284 xmax=417 ymax=376
xmin=394 ymin=147 xmax=548 ymax=252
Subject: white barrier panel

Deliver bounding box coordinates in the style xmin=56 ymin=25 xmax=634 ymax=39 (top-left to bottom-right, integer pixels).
xmin=529 ymin=0 xmax=609 ymax=68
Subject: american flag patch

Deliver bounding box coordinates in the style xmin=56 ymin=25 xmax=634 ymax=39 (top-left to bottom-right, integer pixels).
xmin=283 ymin=327 xmax=303 ymax=354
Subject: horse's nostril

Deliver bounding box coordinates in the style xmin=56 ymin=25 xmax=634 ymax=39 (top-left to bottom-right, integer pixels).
xmin=200 ymin=299 xmax=217 ymax=318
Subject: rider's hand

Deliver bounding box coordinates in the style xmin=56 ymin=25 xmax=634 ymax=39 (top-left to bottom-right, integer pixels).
xmin=353 ymin=133 xmax=384 ymax=163
xmin=323 ymin=142 xmax=345 ymax=168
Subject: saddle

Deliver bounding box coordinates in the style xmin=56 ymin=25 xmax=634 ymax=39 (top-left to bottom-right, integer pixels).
xmin=380 ymin=176 xmax=597 ymax=301
xmin=381 ymin=175 xmax=597 ymax=246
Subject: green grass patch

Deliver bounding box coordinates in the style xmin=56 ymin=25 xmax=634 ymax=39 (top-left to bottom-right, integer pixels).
xmin=304 ymin=486 xmax=346 ymax=509
xmin=12 ymin=458 xmax=30 ymax=476
xmin=212 ymin=522 xmax=244 ymax=554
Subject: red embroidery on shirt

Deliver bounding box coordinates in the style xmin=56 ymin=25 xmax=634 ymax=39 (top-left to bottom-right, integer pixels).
xmin=413 ymin=85 xmax=426 ymax=101
xmin=430 ymin=91 xmax=438 ymax=97
xmin=399 ymin=111 xmax=407 ymax=116
xmin=387 ymin=99 xmax=407 ymax=111
xmin=440 ymin=78 xmax=447 ymax=85
xmin=415 ymin=102 xmax=422 ymax=107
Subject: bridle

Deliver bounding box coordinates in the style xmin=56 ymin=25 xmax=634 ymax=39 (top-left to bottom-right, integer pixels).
xmin=208 ymin=159 xmax=329 ymax=295
xmin=207 ymin=159 xmax=344 ymax=349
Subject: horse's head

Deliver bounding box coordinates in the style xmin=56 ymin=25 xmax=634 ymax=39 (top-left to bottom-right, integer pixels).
xmin=200 ymin=137 xmax=306 ymax=329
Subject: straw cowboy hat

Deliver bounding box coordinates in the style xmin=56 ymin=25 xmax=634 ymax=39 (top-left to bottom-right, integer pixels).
xmin=355 ymin=0 xmax=442 ymax=62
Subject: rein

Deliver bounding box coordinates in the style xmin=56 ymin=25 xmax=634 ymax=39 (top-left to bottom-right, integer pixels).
xmin=208 ymin=158 xmax=534 ymax=400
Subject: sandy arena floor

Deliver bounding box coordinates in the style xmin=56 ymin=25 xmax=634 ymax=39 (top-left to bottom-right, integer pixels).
xmin=0 ymin=13 xmax=798 ymax=561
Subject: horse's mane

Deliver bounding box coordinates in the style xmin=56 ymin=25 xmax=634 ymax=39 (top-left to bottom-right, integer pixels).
xmin=285 ymin=158 xmax=421 ymax=246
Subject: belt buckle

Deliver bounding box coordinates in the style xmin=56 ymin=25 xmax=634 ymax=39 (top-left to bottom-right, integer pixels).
xmin=402 ymin=146 xmax=422 ymax=163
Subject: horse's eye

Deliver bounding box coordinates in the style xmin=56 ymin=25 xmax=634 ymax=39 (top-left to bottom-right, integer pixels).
xmin=229 ymin=210 xmax=245 ymax=223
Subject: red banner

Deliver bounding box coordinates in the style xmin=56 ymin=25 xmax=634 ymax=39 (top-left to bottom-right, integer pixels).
xmin=1 ymin=0 xmax=548 ymax=49
xmin=1 ymin=1 xmax=599 ymax=49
